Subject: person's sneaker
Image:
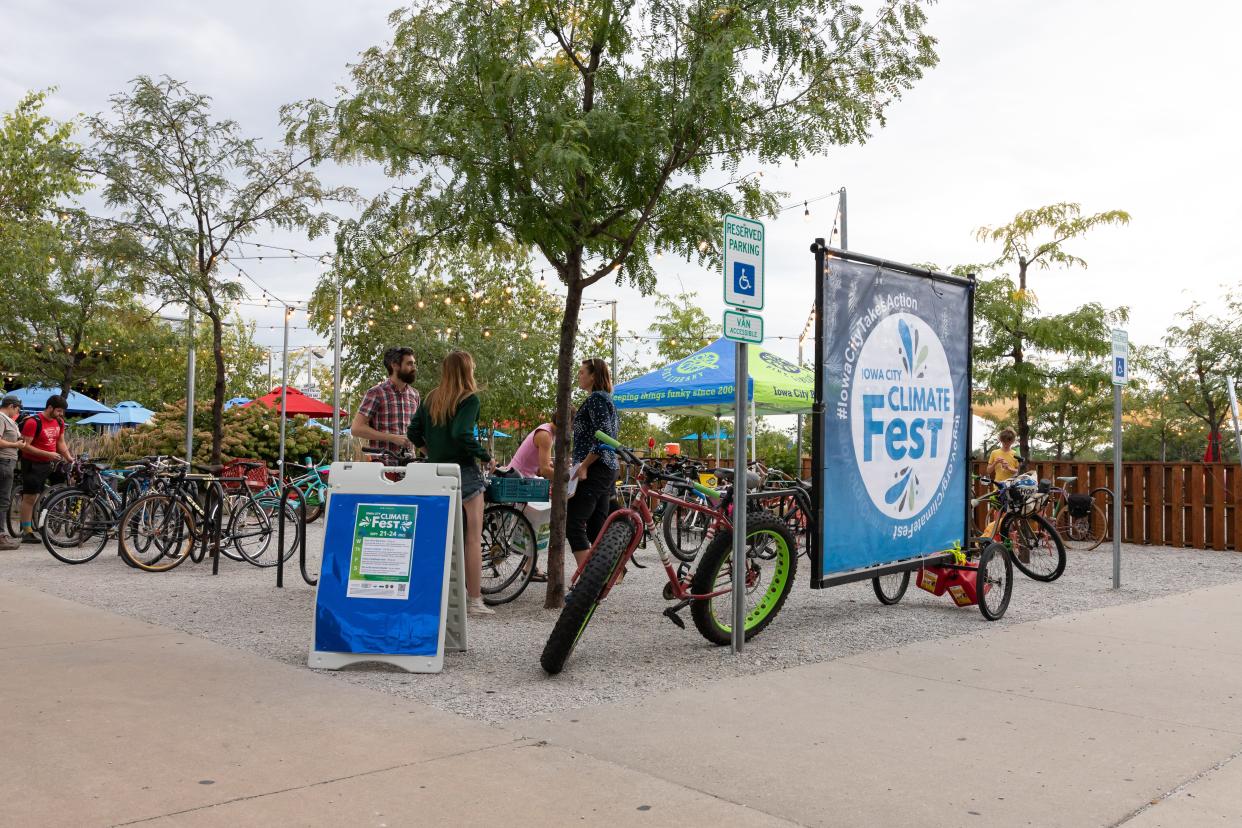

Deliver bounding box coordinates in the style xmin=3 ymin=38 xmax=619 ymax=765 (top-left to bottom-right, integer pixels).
xmin=467 ymin=597 xmax=495 ymax=616
xmin=0 ymin=535 xmax=20 ymax=550
xmin=21 ymin=532 xmax=40 ymax=545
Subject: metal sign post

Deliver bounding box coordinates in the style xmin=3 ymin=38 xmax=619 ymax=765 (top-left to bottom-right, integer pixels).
xmin=1226 ymin=376 xmax=1242 ymax=465
xmin=1111 ymin=329 xmax=1129 ymax=589
xmin=723 ymin=213 xmax=764 ymax=654
xmin=185 ymin=306 xmax=196 ymax=462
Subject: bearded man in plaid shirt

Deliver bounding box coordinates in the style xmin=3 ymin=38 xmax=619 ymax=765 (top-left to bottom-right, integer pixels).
xmin=351 ymin=347 xmax=420 ymax=458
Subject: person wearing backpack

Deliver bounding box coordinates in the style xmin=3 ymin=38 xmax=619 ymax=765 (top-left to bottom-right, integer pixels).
xmin=18 ymin=395 xmax=73 ymax=544
xmin=0 ymin=396 xmax=28 ymax=550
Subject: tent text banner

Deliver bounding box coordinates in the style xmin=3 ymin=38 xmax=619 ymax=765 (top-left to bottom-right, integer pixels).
xmin=813 ymin=250 xmax=973 ymax=584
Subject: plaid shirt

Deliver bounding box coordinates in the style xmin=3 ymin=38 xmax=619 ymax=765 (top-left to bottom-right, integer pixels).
xmin=357 ymin=379 xmax=420 ymax=454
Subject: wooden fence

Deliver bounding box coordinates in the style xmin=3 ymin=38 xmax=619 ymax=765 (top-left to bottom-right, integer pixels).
xmin=797 ymin=457 xmax=1241 ymax=551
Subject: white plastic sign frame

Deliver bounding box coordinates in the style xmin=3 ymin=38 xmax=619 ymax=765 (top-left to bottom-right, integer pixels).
xmin=309 ymin=460 xmax=467 ymax=673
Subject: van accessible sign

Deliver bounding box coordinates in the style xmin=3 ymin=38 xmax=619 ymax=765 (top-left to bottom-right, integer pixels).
xmin=723 ymin=214 xmax=764 ymax=310
xmin=816 ymin=253 xmax=972 ymax=578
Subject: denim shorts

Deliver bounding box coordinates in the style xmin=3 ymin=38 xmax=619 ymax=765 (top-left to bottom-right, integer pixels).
xmin=460 ymin=462 xmax=486 ymax=502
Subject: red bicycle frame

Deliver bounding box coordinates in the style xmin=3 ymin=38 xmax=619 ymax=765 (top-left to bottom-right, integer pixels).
xmin=570 ymin=470 xmax=740 ymax=604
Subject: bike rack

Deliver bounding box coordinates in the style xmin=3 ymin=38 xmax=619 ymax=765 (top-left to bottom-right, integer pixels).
xmin=276 ymin=483 xmax=316 ymax=588
xmin=206 ymin=482 xmax=225 ymax=576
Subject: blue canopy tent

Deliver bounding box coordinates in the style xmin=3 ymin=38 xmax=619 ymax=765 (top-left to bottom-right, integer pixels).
xmin=8 ymin=386 xmax=114 ymax=416
xmin=77 ymin=401 xmax=155 ymax=431
xmin=613 ymin=338 xmax=814 ymax=463
xmin=224 ymin=397 xmax=251 ymax=410
xmin=678 ymin=431 xmax=730 ymax=441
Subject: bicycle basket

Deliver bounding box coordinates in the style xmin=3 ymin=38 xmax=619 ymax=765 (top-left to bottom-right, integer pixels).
xmin=486 ymin=476 xmax=550 ymax=503
xmin=1067 ymin=493 xmax=1093 ymax=518
xmin=220 ymin=459 xmax=271 ymax=492
xmin=1018 ymin=491 xmax=1048 ymax=517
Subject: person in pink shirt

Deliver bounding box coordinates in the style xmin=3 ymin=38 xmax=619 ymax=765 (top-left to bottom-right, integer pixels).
xmin=503 ymin=408 xmax=572 ymax=480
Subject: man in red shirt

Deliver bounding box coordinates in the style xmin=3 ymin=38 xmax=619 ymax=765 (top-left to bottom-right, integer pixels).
xmin=19 ymin=395 xmax=73 ymax=543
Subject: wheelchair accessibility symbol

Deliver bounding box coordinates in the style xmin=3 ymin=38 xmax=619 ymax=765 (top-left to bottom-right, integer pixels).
xmin=733 ymin=261 xmax=755 ymax=296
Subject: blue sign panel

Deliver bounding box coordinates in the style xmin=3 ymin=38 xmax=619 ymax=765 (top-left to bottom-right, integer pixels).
xmin=733 ymin=261 xmax=756 ymax=298
xmin=816 ymin=256 xmax=972 ymax=577
xmin=314 ymin=492 xmax=452 ymax=656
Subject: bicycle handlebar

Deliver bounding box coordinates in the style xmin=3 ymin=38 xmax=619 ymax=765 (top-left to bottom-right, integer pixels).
xmin=595 ymin=431 xmax=723 ymax=498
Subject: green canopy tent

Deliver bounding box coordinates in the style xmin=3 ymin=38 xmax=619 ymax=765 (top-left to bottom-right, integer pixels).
xmin=613 ymin=338 xmax=813 ymax=463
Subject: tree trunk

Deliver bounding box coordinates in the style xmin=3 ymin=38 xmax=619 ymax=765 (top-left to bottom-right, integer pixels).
xmin=210 ymin=311 xmax=227 ymax=465
xmin=545 ymin=277 xmax=584 ymax=608
xmin=1015 ymin=258 xmax=1030 ymax=460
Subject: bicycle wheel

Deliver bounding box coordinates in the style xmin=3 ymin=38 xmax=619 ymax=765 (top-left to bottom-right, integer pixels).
xmin=1055 ymin=502 xmax=1107 ymax=552
xmin=690 ymin=512 xmax=798 ymax=646
xmin=118 ymin=494 xmax=196 ymax=572
xmin=872 ymin=570 xmax=910 ymax=605
xmin=39 ymin=489 xmax=110 ymax=564
xmin=1001 ymin=512 xmax=1066 ymax=582
xmin=6 ymin=474 xmax=21 ymax=537
xmin=302 ymin=487 xmax=325 ymax=523
xmin=240 ymin=497 xmax=299 ymax=566
xmin=540 ymin=520 xmax=633 ymax=675
xmin=481 ymin=505 xmax=537 ymax=606
xmin=662 ymin=501 xmax=709 ymax=562
xmin=977 ymin=541 xmax=1013 ymax=621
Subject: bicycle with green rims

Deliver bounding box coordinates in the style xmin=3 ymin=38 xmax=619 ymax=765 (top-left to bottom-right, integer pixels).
xmin=540 ymin=431 xmax=797 ymax=675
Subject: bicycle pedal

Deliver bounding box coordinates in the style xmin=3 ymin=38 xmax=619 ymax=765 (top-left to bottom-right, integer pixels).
xmin=662 ymin=607 xmax=686 ymax=630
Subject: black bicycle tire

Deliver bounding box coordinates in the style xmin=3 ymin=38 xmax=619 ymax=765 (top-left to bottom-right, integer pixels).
xmin=690 ymin=512 xmax=798 ymax=646
xmin=872 ymin=570 xmax=911 ymax=605
xmin=977 ymin=541 xmax=1013 ymax=621
xmin=1055 ymin=502 xmax=1107 ymax=552
xmin=39 ymin=489 xmax=110 ymax=564
xmin=662 ymin=502 xmax=708 ymax=562
xmin=243 ymin=496 xmax=299 ymax=566
xmin=118 ymin=494 xmax=196 ymax=572
xmin=1001 ymin=512 xmax=1066 ymax=582
xmin=540 ymin=520 xmax=632 ymax=675
xmin=481 ymin=505 xmax=537 ymax=605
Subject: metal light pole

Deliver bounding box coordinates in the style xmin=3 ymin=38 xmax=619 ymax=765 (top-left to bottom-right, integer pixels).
xmin=610 ymin=300 xmax=618 ymax=374
xmin=278 ymin=307 xmax=291 ymax=482
xmin=332 ymin=279 xmax=343 ymax=462
xmin=185 ymin=305 xmax=196 ymax=462
xmin=267 ymin=349 xmax=273 ymax=391
xmin=1112 ymin=383 xmax=1122 ymax=589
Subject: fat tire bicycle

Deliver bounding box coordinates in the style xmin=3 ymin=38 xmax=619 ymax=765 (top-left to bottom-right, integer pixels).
xmin=540 ymin=431 xmax=797 ymax=675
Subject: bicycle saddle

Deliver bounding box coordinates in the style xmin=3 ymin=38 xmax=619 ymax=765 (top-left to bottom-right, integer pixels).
xmin=193 ymin=463 xmax=225 ymax=474
xmin=1056 ymin=476 xmax=1077 ymax=482
xmin=233 ymin=461 xmax=267 ymax=470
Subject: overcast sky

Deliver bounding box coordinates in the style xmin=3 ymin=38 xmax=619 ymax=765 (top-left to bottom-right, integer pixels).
xmin=3 ymin=0 xmax=1238 ymax=364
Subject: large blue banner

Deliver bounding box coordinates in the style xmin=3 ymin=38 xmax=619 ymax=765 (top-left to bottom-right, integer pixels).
xmin=817 ymin=255 xmax=972 ymax=578
xmin=314 ymin=492 xmax=452 ymax=657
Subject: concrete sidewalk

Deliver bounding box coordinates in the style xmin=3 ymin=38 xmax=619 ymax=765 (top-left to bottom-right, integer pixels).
xmin=2 ymin=579 xmax=1241 ymax=827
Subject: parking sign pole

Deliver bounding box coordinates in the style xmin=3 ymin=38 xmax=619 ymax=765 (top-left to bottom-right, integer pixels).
xmin=1227 ymin=377 xmax=1242 ymax=467
xmin=732 ymin=341 xmax=748 ymax=654
xmin=1110 ymin=329 xmax=1127 ymax=590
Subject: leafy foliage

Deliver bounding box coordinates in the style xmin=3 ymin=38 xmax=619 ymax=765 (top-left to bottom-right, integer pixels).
xmin=88 ymin=76 xmax=354 ymax=463
xmin=969 ymin=202 xmax=1130 ymax=459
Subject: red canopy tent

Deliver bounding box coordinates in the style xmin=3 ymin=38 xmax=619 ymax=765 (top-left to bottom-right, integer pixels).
xmin=244 ymin=386 xmax=340 ymax=417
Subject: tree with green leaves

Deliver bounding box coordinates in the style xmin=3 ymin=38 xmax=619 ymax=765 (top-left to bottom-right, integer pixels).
xmin=309 ymin=243 xmax=565 ymax=430
xmin=287 ymin=0 xmax=939 ymax=604
xmin=1147 ymin=292 xmax=1242 ymax=461
xmin=1026 ymin=356 xmax=1112 ymax=460
xmin=971 ymin=202 xmax=1131 ymax=460
xmin=647 ymin=290 xmax=719 ymax=457
xmin=0 ymin=90 xmax=87 ymax=292
xmin=89 ymin=76 xmax=353 ymax=464
xmin=2 ymin=218 xmax=148 ymax=396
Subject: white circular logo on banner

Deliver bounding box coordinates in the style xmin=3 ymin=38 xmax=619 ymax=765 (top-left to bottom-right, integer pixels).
xmin=850 ymin=313 xmax=954 ymax=519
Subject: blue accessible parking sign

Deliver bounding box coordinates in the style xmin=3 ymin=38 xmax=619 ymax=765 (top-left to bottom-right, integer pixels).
xmin=733 ymin=261 xmax=756 ymax=298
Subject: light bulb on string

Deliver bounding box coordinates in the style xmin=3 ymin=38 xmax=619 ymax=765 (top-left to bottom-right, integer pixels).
xmin=392 ymin=304 xmax=400 ymax=312
xmin=803 ymin=201 xmax=811 ymax=222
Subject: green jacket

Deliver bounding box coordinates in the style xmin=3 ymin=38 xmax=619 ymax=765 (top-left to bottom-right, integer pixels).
xmin=407 ymin=393 xmax=491 ymax=467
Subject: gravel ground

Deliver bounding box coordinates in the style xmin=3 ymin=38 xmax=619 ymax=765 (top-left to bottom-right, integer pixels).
xmin=2 ymin=524 xmax=1240 ymax=725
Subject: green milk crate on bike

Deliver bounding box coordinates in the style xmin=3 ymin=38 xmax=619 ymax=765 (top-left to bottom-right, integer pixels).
xmin=486 ymin=476 xmax=550 ymax=503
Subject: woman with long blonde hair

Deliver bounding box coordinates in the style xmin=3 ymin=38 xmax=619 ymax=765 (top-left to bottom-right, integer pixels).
xmin=408 ymin=351 xmax=495 ymax=615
